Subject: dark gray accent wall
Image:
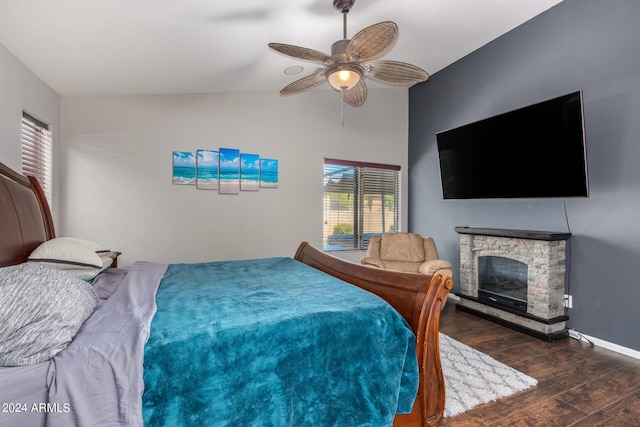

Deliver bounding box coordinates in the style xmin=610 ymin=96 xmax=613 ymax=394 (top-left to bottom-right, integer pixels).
xmin=408 ymin=0 xmax=640 ymax=350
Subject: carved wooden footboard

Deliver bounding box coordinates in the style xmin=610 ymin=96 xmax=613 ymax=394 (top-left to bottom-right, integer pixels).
xmin=294 ymin=242 xmax=453 ymax=427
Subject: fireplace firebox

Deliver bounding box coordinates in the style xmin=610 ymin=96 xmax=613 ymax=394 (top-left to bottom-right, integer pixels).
xmin=478 ymin=256 xmax=528 ymax=312
xmin=455 ymin=227 xmax=571 ymax=342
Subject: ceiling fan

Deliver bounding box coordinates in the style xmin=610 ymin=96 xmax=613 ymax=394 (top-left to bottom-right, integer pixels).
xmin=268 ymin=0 xmax=429 ymax=107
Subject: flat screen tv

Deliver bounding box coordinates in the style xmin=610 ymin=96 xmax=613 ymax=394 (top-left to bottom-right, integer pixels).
xmin=436 ymin=91 xmax=588 ymax=199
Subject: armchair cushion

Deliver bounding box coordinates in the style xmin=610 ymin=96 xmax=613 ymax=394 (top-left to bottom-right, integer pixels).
xmin=422 ymin=237 xmax=440 ymax=261
xmin=361 ymin=232 xmax=452 ymax=278
xmin=379 ymin=233 xmax=425 ymax=262
xmin=360 ymin=256 xmax=385 ymax=269
xmin=419 ymin=259 xmax=452 ymax=276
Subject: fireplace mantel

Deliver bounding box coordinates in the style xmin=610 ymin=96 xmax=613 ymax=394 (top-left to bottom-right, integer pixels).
xmin=455 ymin=226 xmax=571 ymax=241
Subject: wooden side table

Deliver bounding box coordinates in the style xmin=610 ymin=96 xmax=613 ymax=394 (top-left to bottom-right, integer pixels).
xmin=107 ymin=251 xmax=122 ymax=268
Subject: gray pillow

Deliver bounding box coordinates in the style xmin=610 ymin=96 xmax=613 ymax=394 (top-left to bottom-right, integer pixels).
xmin=0 ymin=263 xmax=98 ymax=366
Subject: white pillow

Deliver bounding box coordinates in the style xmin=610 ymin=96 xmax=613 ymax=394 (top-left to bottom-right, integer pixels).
xmin=53 ymin=237 xmax=110 ymax=254
xmin=28 ymin=237 xmax=110 ymax=270
xmin=64 ymin=255 xmax=114 ymax=281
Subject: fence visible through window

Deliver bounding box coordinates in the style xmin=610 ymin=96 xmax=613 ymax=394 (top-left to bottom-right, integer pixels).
xmin=323 ymin=159 xmax=399 ymax=251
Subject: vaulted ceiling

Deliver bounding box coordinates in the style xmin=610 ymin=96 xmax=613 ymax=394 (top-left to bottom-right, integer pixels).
xmin=0 ymin=0 xmax=562 ymax=97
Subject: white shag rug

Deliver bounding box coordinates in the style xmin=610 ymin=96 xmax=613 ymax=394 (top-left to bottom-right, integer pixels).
xmin=440 ymin=333 xmax=538 ymax=417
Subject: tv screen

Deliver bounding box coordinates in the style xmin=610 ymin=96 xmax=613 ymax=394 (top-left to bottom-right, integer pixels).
xmin=436 ymin=91 xmax=588 ymax=199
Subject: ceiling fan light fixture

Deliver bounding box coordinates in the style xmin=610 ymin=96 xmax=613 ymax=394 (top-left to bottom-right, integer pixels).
xmin=268 ymin=0 xmax=427 ymax=108
xmin=326 ymin=63 xmax=363 ymax=91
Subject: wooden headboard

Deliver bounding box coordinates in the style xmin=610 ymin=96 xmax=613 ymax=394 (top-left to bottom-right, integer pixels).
xmin=0 ymin=162 xmax=55 ymax=267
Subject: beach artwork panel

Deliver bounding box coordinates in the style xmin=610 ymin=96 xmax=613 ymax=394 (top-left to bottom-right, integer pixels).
xmin=219 ymin=148 xmax=240 ymax=194
xmin=240 ymin=153 xmax=260 ymax=191
xmin=260 ymin=159 xmax=279 ymax=188
xmin=196 ymin=149 xmax=219 ymax=190
xmin=173 ymin=151 xmax=196 ymax=185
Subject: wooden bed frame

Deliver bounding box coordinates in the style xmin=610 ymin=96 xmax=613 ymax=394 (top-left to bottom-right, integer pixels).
xmin=0 ymin=162 xmax=56 ymax=267
xmin=0 ymin=161 xmax=452 ymax=427
xmin=295 ymin=243 xmax=452 ymax=426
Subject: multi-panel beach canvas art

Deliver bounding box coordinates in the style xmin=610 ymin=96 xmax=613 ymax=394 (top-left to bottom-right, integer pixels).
xmin=260 ymin=159 xmax=279 ymax=188
xmin=175 ymin=148 xmax=277 ymax=194
xmin=196 ymin=149 xmax=219 ymax=190
xmin=240 ymin=153 xmax=260 ymax=191
xmin=173 ymin=151 xmax=196 ymax=185
xmin=219 ymin=148 xmax=240 ymax=194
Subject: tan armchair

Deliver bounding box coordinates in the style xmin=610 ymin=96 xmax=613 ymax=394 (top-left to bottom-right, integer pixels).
xmin=361 ymin=232 xmax=453 ymax=277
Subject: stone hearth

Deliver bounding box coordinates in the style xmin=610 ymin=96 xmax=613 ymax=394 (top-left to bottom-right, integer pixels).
xmin=455 ymin=227 xmax=570 ymax=342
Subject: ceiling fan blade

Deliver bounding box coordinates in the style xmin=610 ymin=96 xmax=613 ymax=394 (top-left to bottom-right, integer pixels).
xmin=346 ymin=21 xmax=398 ymax=61
xmin=341 ymin=80 xmax=367 ymax=107
xmin=279 ymin=72 xmax=326 ymax=96
xmin=363 ymin=60 xmax=429 ymax=85
xmin=268 ymin=43 xmax=334 ymax=65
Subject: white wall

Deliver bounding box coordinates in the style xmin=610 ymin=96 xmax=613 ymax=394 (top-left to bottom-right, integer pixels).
xmin=60 ymin=89 xmax=409 ymax=266
xmin=0 ymin=44 xmax=60 ymax=217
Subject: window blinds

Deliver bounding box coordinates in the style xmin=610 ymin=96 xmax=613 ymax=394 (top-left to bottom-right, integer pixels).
xmin=323 ymin=159 xmax=400 ymax=251
xmin=22 ymin=112 xmax=52 ymax=204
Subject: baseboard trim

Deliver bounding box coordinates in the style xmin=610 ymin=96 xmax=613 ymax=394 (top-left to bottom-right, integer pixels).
xmin=573 ymin=332 xmax=640 ymax=360
xmin=447 ymin=293 xmax=460 ymax=302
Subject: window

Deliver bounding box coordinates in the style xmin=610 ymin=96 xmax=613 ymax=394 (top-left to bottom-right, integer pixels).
xmin=21 ymin=112 xmax=52 ymax=203
xmin=323 ymin=158 xmax=400 ymax=251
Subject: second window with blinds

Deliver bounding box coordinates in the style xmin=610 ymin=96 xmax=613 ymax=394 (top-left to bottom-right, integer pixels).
xmin=323 ymin=158 xmax=400 ymax=251
xmin=21 ymin=111 xmax=52 ymax=204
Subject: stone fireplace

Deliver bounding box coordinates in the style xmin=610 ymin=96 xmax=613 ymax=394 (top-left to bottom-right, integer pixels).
xmin=455 ymin=227 xmax=570 ymax=341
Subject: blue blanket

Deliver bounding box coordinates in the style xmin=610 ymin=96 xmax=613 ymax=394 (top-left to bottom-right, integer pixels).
xmin=142 ymin=257 xmax=418 ymax=426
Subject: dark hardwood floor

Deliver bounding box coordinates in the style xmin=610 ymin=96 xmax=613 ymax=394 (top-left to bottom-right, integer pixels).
xmin=437 ymin=302 xmax=640 ymax=426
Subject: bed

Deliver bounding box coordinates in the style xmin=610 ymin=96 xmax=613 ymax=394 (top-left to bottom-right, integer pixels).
xmin=0 ymin=161 xmax=452 ymax=427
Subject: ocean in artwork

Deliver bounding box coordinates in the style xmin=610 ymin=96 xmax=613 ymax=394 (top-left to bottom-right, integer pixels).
xmin=173 ymin=151 xmax=196 ymax=185
xmin=197 ymin=149 xmax=219 ymax=190
xmin=241 ymin=153 xmax=260 ymax=191
xmin=219 ymin=148 xmax=240 ymax=194
xmin=260 ymin=159 xmax=278 ymax=188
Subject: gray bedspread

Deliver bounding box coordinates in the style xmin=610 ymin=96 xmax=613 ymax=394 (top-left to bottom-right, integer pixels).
xmin=0 ymin=361 xmax=49 ymax=427
xmin=46 ymin=262 xmax=167 ymax=427
xmin=0 ymin=267 xmax=144 ymax=427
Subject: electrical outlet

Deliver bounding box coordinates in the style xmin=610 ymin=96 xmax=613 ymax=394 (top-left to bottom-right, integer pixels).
xmin=563 ymin=294 xmax=573 ymax=309
xmin=568 ymin=329 xmax=581 ymax=340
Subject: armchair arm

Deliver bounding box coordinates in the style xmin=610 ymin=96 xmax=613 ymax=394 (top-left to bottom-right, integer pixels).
xmin=418 ymin=259 xmax=452 ymax=276
xmin=360 ymin=256 xmax=385 ymax=268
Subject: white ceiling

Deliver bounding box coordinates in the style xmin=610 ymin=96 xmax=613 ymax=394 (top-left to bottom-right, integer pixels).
xmin=0 ymin=0 xmax=562 ymax=97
